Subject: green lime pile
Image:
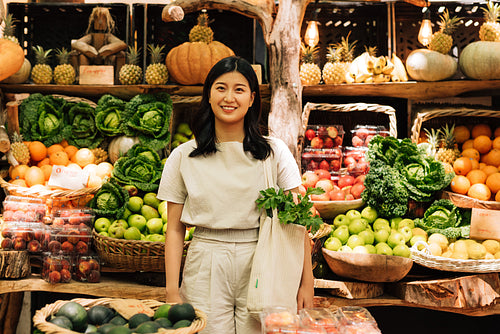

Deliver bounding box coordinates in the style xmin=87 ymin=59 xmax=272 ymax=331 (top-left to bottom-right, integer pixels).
xmin=45 ymin=301 xmax=197 ymax=333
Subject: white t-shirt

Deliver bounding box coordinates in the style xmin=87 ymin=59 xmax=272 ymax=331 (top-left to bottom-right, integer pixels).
xmin=157 ymin=137 xmax=301 ymax=230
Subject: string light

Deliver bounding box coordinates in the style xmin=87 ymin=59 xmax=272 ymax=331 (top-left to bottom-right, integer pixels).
xmin=418 ymin=7 xmax=433 ymax=46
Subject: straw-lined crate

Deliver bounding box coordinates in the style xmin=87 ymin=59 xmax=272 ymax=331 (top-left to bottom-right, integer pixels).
xmin=33 ymin=297 xmax=207 ymax=334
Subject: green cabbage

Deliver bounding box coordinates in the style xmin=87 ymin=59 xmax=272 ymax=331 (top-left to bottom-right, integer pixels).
xmin=88 ymin=178 xmax=129 ymax=219
xmin=62 ymin=102 xmax=103 ymax=149
xmin=95 ymin=94 xmax=127 ymax=136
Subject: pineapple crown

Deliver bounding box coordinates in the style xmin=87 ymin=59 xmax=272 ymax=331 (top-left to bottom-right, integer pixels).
xmin=365 ymin=46 xmax=378 ymax=57
xmin=300 ymin=43 xmax=319 ymax=64
xmin=126 ymin=45 xmax=141 ymax=65
xmin=326 ymin=46 xmax=339 ymax=63
xmin=2 ymin=14 xmax=17 ymax=37
xmin=32 ymin=46 xmax=52 ymax=65
xmin=437 ymin=9 xmax=462 ymax=34
xmin=438 ymin=123 xmax=457 ymax=147
xmin=196 ymin=12 xmax=210 ymax=27
xmin=147 ymin=44 xmax=165 ymax=64
xmin=189 ymin=11 xmax=214 ymax=43
xmin=56 ymin=47 xmax=71 ymax=65
xmin=11 ymin=132 xmax=24 ymax=143
xmin=333 ymin=32 xmax=357 ymax=63
xmin=482 ymin=1 xmax=500 ymax=22
xmin=424 ymin=127 xmax=440 ymax=146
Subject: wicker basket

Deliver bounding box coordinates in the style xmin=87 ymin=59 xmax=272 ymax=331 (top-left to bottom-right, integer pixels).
xmin=32 ymin=297 xmax=207 ymax=334
xmin=93 ymin=230 xmax=190 ymax=272
xmin=411 ymin=240 xmax=500 ymax=273
xmin=410 ymin=105 xmax=500 ymax=143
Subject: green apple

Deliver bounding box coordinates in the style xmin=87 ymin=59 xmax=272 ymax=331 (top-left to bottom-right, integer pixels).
xmin=141 ymin=234 xmax=147 ymax=241
xmin=410 ymin=235 xmax=427 ymax=248
xmin=162 ymin=222 xmax=168 ymax=234
xmin=375 ymin=242 xmax=393 ymax=256
xmin=161 ymin=211 xmax=168 ymax=224
xmin=333 ymin=214 xmax=349 ymax=227
xmin=94 ymin=217 xmax=111 ymax=233
xmin=387 ymin=230 xmax=406 ymax=249
xmin=147 ymin=234 xmax=165 ymax=242
xmin=348 ymin=218 xmax=368 ymax=235
xmin=398 ymin=218 xmax=415 ymax=230
xmin=99 ymin=231 xmax=109 ymax=237
xmin=352 ymin=245 xmax=369 ymax=254
xmin=128 ymin=214 xmax=147 ymax=232
xmin=122 ymin=207 xmax=132 ymax=220
xmin=358 ymin=229 xmax=375 ymax=245
xmin=374 ymin=229 xmax=390 ymax=244
xmin=108 ymin=225 xmax=126 ymax=239
xmin=393 ymin=244 xmax=411 ymax=258
xmin=372 ymin=218 xmax=391 ymax=232
xmin=112 ymin=219 xmax=128 ymax=229
xmin=140 ymin=205 xmax=160 ymax=221
xmin=398 ymin=226 xmax=413 ymax=243
xmin=347 ymin=235 xmax=365 ymax=249
xmin=338 ymin=245 xmax=353 ymax=252
xmin=390 ymin=217 xmax=403 ymax=230
xmin=146 ymin=218 xmax=164 ymax=235
xmin=365 ymin=244 xmax=377 ymax=254
xmin=345 ymin=209 xmax=362 ymax=222
xmin=143 ymin=192 xmax=161 ymax=209
xmin=361 ymin=206 xmax=378 ymax=223
xmin=158 ymin=201 xmax=168 ymax=216
xmin=332 ymin=226 xmax=350 ymax=245
xmin=324 ymin=236 xmax=343 ymax=251
xmin=128 ymin=196 xmax=144 ymax=212
xmin=124 ymin=226 xmax=142 ymax=240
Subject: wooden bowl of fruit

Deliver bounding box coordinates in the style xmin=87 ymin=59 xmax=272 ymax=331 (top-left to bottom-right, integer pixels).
xmin=312 ymin=199 xmax=364 ymax=219
xmin=322 ymin=248 xmax=413 ymax=282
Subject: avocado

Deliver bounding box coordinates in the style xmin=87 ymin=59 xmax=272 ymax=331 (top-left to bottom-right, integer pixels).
xmin=134 ymin=321 xmax=162 ymax=333
xmin=87 ymin=305 xmax=115 ymax=325
xmin=55 ymin=301 xmax=88 ymax=332
xmin=107 ymin=326 xmax=132 ymax=334
xmin=154 ymin=317 xmax=172 ymax=328
xmin=128 ymin=313 xmax=151 ymax=329
xmin=173 ymin=319 xmax=192 ymax=329
xmin=96 ymin=323 xmax=118 ymax=334
xmin=49 ymin=315 xmax=73 ymax=330
xmin=168 ymin=303 xmax=196 ymax=323
xmin=108 ymin=314 xmax=127 ymax=326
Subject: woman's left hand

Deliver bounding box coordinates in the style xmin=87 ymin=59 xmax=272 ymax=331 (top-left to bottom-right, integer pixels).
xmin=297 ymin=279 xmax=314 ymax=311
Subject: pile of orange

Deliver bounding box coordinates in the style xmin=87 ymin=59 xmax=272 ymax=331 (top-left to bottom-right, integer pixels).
xmin=8 ymin=140 xmax=112 ymax=189
xmin=450 ymin=124 xmax=500 ymax=202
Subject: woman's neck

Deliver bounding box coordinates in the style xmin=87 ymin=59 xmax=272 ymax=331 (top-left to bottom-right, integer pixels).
xmin=215 ymin=123 xmax=245 ymax=143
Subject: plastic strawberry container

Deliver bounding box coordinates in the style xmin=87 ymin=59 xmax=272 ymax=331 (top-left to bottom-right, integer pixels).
xmin=351 ymin=125 xmax=389 ymax=147
xmin=41 ymin=252 xmax=73 ymax=284
xmin=44 ymin=224 xmax=92 ymax=255
xmin=338 ymin=307 xmax=381 ymax=334
xmin=0 ymin=221 xmax=46 ymax=253
xmin=51 ymin=208 xmax=95 ymax=227
xmin=260 ymin=307 xmax=299 ymax=334
xmin=2 ymin=195 xmax=47 ymax=223
xmin=74 ymin=254 xmax=101 ymax=283
xmin=342 ymin=147 xmax=369 ymax=177
xmin=298 ymin=308 xmax=341 ymax=334
xmin=301 ymin=147 xmax=343 ymax=174
xmin=304 ymin=125 xmax=344 ymax=149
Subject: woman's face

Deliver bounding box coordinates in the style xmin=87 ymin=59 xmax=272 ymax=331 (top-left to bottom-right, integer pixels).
xmin=209 ymin=71 xmax=255 ymax=128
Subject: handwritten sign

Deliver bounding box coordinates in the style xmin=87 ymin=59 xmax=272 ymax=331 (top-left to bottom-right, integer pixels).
xmin=48 ymin=165 xmax=89 ymax=190
xmin=79 ymin=65 xmax=114 ymax=85
xmin=109 ymin=299 xmax=155 ymax=319
xmin=470 ymin=207 xmax=500 ymax=241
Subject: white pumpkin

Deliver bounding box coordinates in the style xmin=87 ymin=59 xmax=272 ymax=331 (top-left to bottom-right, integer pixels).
xmin=1 ymin=58 xmax=31 ymax=84
xmin=108 ymin=136 xmax=140 ymax=164
xmin=405 ymin=49 xmax=457 ymax=82
xmin=459 ymin=41 xmax=500 ymax=80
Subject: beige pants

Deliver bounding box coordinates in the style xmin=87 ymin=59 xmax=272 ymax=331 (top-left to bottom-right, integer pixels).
xmin=180 ymin=236 xmax=261 ymax=334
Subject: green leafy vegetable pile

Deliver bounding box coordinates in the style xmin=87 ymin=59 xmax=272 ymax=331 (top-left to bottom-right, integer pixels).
xmin=95 ymin=94 xmax=128 ymax=137
xmin=414 ymin=199 xmax=471 ymax=240
xmin=62 ymin=102 xmax=103 ymax=149
xmin=123 ymin=92 xmax=173 ymax=152
xmin=88 ymin=178 xmax=129 ymax=219
xmin=256 ymin=187 xmax=324 ymax=234
xmin=111 ymin=144 xmax=163 ymax=192
xmin=362 ymin=135 xmax=454 ymax=218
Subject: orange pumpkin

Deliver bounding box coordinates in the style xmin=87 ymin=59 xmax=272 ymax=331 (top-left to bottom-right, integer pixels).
xmin=166 ymin=41 xmax=234 ymax=85
xmin=0 ymin=39 xmax=25 ymax=82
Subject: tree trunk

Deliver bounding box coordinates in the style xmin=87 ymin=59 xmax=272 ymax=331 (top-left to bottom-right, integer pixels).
xmin=268 ymin=0 xmax=311 ymax=162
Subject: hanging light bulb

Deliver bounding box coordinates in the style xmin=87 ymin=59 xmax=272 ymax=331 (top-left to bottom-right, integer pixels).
xmin=418 ymin=7 xmax=433 ymax=46
xmin=305 ymin=20 xmax=320 ymax=47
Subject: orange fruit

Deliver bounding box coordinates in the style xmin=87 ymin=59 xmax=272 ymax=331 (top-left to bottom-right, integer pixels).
xmin=37 ymin=157 xmax=50 ymax=167
xmin=486 ymin=173 xmax=500 ymax=194
xmin=496 ymin=191 xmax=500 ymax=202
xmin=9 ymin=164 xmax=30 ymax=180
xmin=10 ymin=179 xmax=27 ymax=187
xmin=450 ymin=175 xmax=471 ymax=195
xmin=461 ymin=139 xmax=474 ymax=150
xmin=28 ymin=141 xmax=47 ymax=162
xmin=59 ymin=139 xmax=69 ymax=148
xmin=482 ymin=165 xmax=499 ymax=176
xmin=493 ymin=137 xmax=500 ymax=150
xmin=468 ymin=183 xmax=492 ymax=201
xmin=64 ymin=145 xmax=79 ymax=159
xmin=470 ymin=158 xmax=479 ymax=170
xmin=481 ymin=148 xmax=500 ymax=166
xmin=495 ymin=127 xmax=500 ymax=138
xmin=473 ymin=135 xmax=492 ymax=154
xmin=454 ymin=125 xmax=470 ymax=144
xmin=25 ymin=166 xmax=46 ymax=187
xmin=471 ymin=124 xmax=492 ymax=138
xmin=74 ymin=148 xmax=95 ymax=168
xmin=461 ymin=148 xmax=480 ymax=161
xmin=40 ymin=164 xmax=53 ymax=181
xmin=466 ymin=169 xmax=487 ymax=185
xmin=453 ymin=157 xmax=473 ymax=176
xmin=49 ymin=151 xmax=69 ymax=166
xmin=47 ymin=144 xmax=64 ymax=156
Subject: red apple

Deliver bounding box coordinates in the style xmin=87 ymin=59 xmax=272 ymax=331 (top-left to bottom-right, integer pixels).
xmin=330 ymin=159 xmax=341 ymax=171
xmin=310 ymin=137 xmax=323 ymax=149
xmin=305 ymin=129 xmax=316 ymax=141
xmin=345 ymin=194 xmax=355 ymax=201
xmin=306 ymin=160 xmax=319 ymax=171
xmin=48 ymin=271 xmax=61 ymax=284
xmin=354 ymin=174 xmax=366 ymax=185
xmin=315 ymin=169 xmax=331 ymax=180
xmin=311 ymin=192 xmax=330 ymax=201
xmin=302 ymin=171 xmax=319 ymax=188
xmin=319 ymin=160 xmax=330 ymax=171
xmin=317 ymin=126 xmax=328 ymax=138
xmin=350 ymin=183 xmax=366 ymax=199
xmin=315 ymin=179 xmax=334 ymax=193
xmin=338 ymin=175 xmax=355 ymax=189
xmin=327 ymin=126 xmax=338 ymax=138
xmin=334 ymin=136 xmax=343 ymax=147
xmin=355 ymin=127 xmax=370 ymax=139
xmin=328 ymin=189 xmax=345 ymax=201
xmin=323 ymin=137 xmax=334 ymax=148
xmin=298 ymin=184 xmax=307 ymax=196
xmin=352 ymin=135 xmax=365 ymax=147
xmin=343 ymin=156 xmax=356 ymax=167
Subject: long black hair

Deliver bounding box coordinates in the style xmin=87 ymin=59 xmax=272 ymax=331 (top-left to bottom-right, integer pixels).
xmin=189 ymin=56 xmax=272 ymax=160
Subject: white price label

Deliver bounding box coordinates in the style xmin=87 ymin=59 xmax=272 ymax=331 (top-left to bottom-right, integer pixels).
xmin=48 ymin=165 xmax=89 ymax=190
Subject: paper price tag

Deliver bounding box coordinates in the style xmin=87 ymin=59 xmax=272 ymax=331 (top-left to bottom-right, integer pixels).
xmin=48 ymin=165 xmax=89 ymax=190
xmin=470 ymin=207 xmax=500 ymax=241
xmin=108 ymin=299 xmax=155 ymax=319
